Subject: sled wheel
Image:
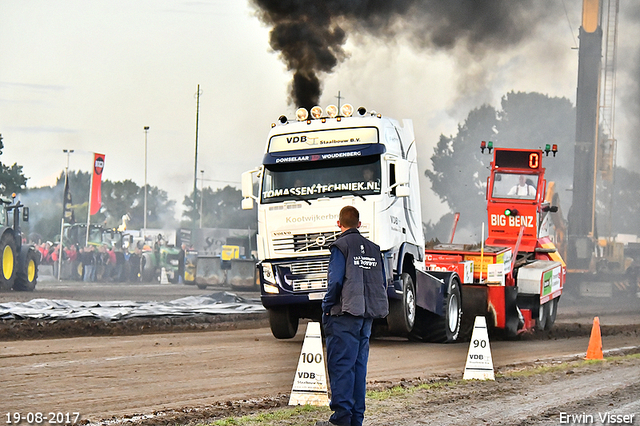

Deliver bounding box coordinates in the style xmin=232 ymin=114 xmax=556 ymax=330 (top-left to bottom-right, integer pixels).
xmin=544 ymin=297 xmax=559 ymax=331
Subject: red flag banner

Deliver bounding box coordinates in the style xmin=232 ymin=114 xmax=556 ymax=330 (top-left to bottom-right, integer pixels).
xmin=90 ymin=153 xmax=105 ymax=215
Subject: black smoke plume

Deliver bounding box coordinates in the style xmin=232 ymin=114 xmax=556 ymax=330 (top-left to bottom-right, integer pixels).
xmin=251 ymin=0 xmax=557 ymax=109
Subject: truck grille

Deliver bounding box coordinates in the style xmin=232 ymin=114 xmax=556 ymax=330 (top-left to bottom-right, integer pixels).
xmin=273 ymin=230 xmax=370 ymax=253
xmin=288 ymin=260 xmax=329 ymax=292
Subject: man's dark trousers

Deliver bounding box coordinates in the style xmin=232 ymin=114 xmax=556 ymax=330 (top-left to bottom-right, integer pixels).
xmin=323 ymin=313 xmax=373 ymax=426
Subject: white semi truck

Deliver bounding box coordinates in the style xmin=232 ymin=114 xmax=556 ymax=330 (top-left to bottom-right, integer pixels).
xmin=242 ymin=105 xmax=463 ymax=341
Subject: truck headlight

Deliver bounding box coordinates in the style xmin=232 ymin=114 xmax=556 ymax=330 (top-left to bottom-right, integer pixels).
xmin=262 ymin=263 xmax=276 ymax=285
xmin=264 ymin=283 xmax=279 ymax=294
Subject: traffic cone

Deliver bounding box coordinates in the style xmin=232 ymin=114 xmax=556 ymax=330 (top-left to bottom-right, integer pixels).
xmin=160 ymin=267 xmax=169 ymax=284
xmin=463 ymin=316 xmax=495 ymax=380
xmin=585 ymin=316 xmax=603 ymax=360
xmin=288 ymin=322 xmax=329 ymax=406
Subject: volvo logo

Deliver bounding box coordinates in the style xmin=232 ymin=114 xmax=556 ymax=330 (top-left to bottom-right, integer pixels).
xmin=316 ymin=236 xmax=326 ymax=246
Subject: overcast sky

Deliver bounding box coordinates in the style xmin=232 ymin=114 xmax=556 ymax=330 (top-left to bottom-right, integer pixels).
xmin=1 ymin=0 xmax=638 ymax=224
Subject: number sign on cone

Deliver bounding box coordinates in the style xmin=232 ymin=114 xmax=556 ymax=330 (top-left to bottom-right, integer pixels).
xmin=463 ymin=316 xmax=495 ymax=380
xmin=288 ymin=322 xmax=329 ymax=406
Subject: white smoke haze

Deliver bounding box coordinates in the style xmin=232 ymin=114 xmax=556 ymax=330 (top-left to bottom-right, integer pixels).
xmin=2 ymin=0 xmax=639 ymax=231
xmin=616 ymin=2 xmax=640 ymax=165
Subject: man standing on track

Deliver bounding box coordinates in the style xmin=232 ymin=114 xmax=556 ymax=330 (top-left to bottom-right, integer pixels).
xmin=316 ymin=205 xmax=388 ymax=426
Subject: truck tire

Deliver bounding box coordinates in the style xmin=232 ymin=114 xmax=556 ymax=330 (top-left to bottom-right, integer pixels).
xmin=544 ymin=297 xmax=559 ymax=331
xmin=13 ymin=249 xmax=38 ymax=292
xmin=0 ymin=232 xmax=16 ymax=291
xmin=387 ymin=272 xmax=416 ymax=336
xmin=269 ymin=306 xmax=299 ymax=339
xmin=410 ymin=274 xmax=462 ymax=343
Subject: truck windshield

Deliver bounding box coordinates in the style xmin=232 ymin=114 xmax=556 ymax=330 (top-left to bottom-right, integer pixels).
xmin=492 ymin=172 xmax=539 ymax=200
xmin=261 ymin=156 xmax=381 ymax=203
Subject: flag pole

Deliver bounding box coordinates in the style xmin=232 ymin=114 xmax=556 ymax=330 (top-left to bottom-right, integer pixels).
xmin=58 ymin=149 xmax=73 ymax=281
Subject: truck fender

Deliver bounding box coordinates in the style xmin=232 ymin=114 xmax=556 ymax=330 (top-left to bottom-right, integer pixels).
xmin=390 ymin=243 xmax=422 ymax=300
xmin=417 ymin=270 xmax=457 ymax=315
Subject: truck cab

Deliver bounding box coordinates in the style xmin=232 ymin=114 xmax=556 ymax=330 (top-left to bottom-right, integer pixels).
xmin=242 ymin=105 xmax=451 ymax=339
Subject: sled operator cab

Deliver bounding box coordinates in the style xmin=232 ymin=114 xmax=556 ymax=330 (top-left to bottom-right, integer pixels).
xmin=485 ymin=145 xmax=560 ymax=256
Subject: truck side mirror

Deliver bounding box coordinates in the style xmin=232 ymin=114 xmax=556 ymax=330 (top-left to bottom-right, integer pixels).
xmin=241 ymin=169 xmax=259 ymax=210
xmin=241 ymin=198 xmax=254 ymax=210
xmin=241 ymin=171 xmax=254 ymax=198
xmin=395 ymin=159 xmax=410 ymax=185
xmin=22 ymin=207 xmax=29 ymax=222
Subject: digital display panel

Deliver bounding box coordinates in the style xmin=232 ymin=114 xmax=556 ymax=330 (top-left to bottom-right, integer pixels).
xmin=494 ymin=150 xmax=541 ymax=169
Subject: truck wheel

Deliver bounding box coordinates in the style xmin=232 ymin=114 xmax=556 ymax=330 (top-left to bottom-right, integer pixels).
xmin=269 ymin=306 xmax=299 ymax=339
xmin=387 ymin=273 xmax=416 ymax=336
xmin=0 ymin=233 xmax=16 ymax=291
xmin=13 ymin=249 xmax=38 ymax=291
xmin=544 ymin=297 xmax=559 ymax=331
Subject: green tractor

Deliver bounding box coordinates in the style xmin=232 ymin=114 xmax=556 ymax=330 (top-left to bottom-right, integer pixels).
xmin=0 ymin=196 xmax=38 ymax=291
xmin=140 ymin=237 xmax=181 ymax=283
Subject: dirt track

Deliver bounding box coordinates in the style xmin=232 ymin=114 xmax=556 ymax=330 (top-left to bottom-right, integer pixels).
xmin=1 ymin=280 xmax=640 ymax=425
xmin=2 ymin=319 xmax=639 ymax=424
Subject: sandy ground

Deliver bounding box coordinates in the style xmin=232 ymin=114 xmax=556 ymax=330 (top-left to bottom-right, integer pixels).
xmin=1 ymin=280 xmax=639 ymax=425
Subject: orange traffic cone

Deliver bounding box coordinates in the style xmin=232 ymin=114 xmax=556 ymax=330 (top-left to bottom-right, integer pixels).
xmin=585 ymin=317 xmax=603 ymax=360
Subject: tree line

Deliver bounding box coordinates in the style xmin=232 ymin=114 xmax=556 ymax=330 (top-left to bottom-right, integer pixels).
xmin=2 ymin=91 xmax=639 ymax=244
xmin=424 ymin=91 xmax=640 ymax=241
xmin=7 ymin=168 xmax=256 ymax=243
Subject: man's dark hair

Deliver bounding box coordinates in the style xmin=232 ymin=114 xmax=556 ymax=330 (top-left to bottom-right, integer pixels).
xmin=339 ymin=206 xmax=359 ymax=229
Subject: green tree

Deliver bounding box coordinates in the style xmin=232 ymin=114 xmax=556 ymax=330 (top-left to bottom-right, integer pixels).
xmin=495 ymin=92 xmax=575 ymax=191
xmin=181 ymin=185 xmax=256 ymax=229
xmin=142 ymin=185 xmax=177 ymax=229
xmin=101 ymin=179 xmax=142 ymax=229
xmin=425 ymin=91 xmax=576 ymax=240
xmin=425 ymin=104 xmax=496 ymax=225
xmin=20 ymin=171 xmax=177 ymax=242
xmin=0 ymin=134 xmax=28 ymax=197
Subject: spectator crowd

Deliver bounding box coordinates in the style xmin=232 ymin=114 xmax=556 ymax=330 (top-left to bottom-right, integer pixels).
xmin=35 ymin=241 xmax=145 ymax=283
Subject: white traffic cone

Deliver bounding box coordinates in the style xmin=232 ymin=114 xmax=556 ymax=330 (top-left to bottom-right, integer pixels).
xmin=288 ymin=322 xmax=329 ymax=406
xmin=160 ymin=267 xmax=169 ymax=284
xmin=463 ymin=316 xmax=495 ymax=380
